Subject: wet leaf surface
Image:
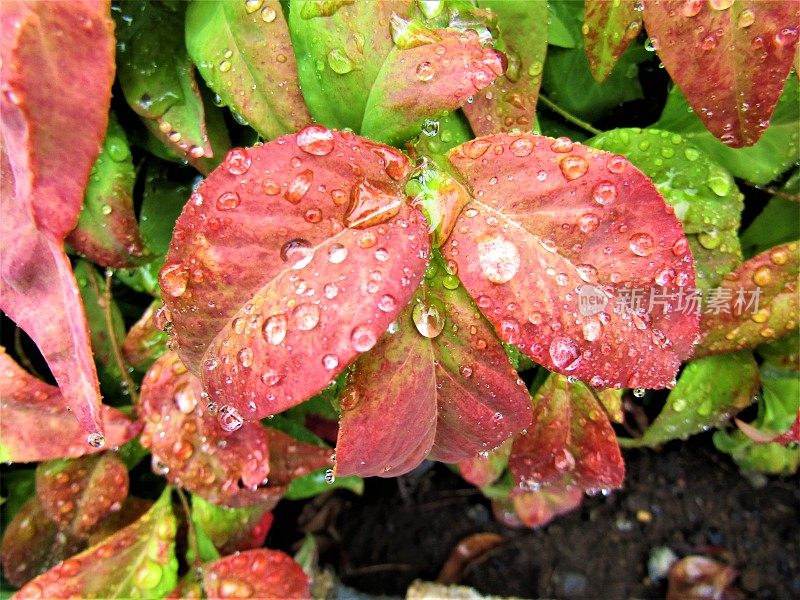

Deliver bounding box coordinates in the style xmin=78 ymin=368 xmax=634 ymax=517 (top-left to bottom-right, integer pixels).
xmin=335 ymin=254 xmax=532 ymax=477
xmin=202 ymin=548 xmax=311 ymax=600
xmin=444 ymin=133 xmax=699 ymax=389
xmin=583 ymin=0 xmax=642 ymax=83
xmin=161 ymin=129 xmax=430 ymax=420
xmin=462 ymin=0 xmax=549 ymax=135
xmin=191 ymin=495 xmax=273 ymax=557
xmin=493 ymin=476 xmax=584 ymax=529
xmin=12 ymin=487 xmax=178 ymax=600
xmin=0 ymin=348 xmax=139 ymax=463
xmin=624 ymin=352 xmax=759 ymax=448
xmin=643 ymin=0 xmax=799 ymax=147
xmin=186 ymin=0 xmax=311 ymax=139
xmin=122 ymin=300 xmax=169 ymax=373
xmin=509 ymin=374 xmax=624 ymax=493
xmin=0 ymin=0 xmax=115 ymax=438
xmin=458 ymin=438 xmax=512 ymax=488
xmin=66 ymin=113 xmax=146 ymax=268
xmin=696 ymin=241 xmax=799 ymax=355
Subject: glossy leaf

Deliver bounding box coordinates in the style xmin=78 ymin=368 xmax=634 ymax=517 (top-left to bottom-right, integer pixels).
xmin=202 ymin=549 xmax=311 ymax=600
xmin=462 ymin=0 xmax=548 ymax=135
xmin=741 ymin=196 xmax=800 ymax=258
xmin=115 ymin=1 xmax=229 ymax=172
xmin=622 ymin=352 xmax=759 ymax=448
xmin=139 ymin=163 xmax=198 ymax=259
xmin=458 ymin=439 xmax=512 ymax=488
xmin=509 ymin=374 xmax=624 ymax=493
xmin=284 ymin=468 xmax=364 ymax=500
xmin=122 ymin=300 xmax=168 ymax=373
xmin=0 ymin=497 xmax=83 ymax=587
xmin=0 ymin=348 xmax=139 ymax=463
xmin=66 ymin=113 xmax=146 ymax=268
xmin=643 ymin=0 xmax=799 ymax=147
xmin=0 ymin=0 xmax=115 ymax=438
xmin=492 ymin=477 xmax=583 ymax=529
xmin=335 ymin=254 xmax=532 ymax=477
xmin=583 ymin=0 xmax=642 ymax=83
xmin=289 ymin=0 xmax=413 ymax=131
xmin=656 ymin=78 xmax=799 ymax=185
xmin=444 ymin=133 xmax=699 ymax=388
xmin=12 ymin=487 xmax=178 ymax=600
xmin=186 ymin=0 xmax=311 ymax=139
xmin=191 ymin=495 xmax=273 ymax=557
xmin=263 ymin=426 xmax=333 ymax=488
xmin=361 ymin=28 xmax=506 ymax=145
xmin=696 ymin=242 xmax=799 ymax=355
xmin=588 ymin=127 xmax=744 ymax=290
xmin=160 ymin=129 xmax=430 ymax=420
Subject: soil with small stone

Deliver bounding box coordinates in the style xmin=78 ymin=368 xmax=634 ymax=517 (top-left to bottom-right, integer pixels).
xmin=269 ymin=433 xmax=799 ymax=599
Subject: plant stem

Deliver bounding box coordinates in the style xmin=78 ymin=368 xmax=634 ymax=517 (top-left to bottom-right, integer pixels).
xmin=102 ymin=270 xmax=139 ymax=405
xmin=176 ymin=487 xmax=203 ymax=572
xmin=538 ymin=94 xmax=603 ymax=136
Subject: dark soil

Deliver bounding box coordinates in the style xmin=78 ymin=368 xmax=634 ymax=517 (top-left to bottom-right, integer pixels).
xmin=270 ymin=434 xmax=800 ymax=599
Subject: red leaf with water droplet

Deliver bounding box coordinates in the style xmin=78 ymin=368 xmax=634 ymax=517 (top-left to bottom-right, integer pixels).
xmin=12 ymin=488 xmax=178 ymax=599
xmin=504 ymin=477 xmax=584 ymax=529
xmin=643 ymin=0 xmax=799 ymax=147
xmin=202 ymin=549 xmax=310 ymax=600
xmin=458 ymin=439 xmax=512 ymax=488
xmin=362 ymin=28 xmax=507 ymax=144
xmin=509 ymin=374 xmax=624 ymax=493
xmin=335 ymin=254 xmax=532 ymax=477
xmin=122 ymin=301 xmax=168 ymax=372
xmin=462 ymin=0 xmax=549 ymax=134
xmin=444 ymin=133 xmax=699 ymax=389
xmin=583 ymin=0 xmax=642 ymax=83
xmin=0 ymin=348 xmax=139 ymax=463
xmin=0 ymin=0 xmax=115 ymax=437
xmin=263 ymin=427 xmax=332 ymax=486
xmin=191 ymin=495 xmax=274 ymax=557
xmin=161 ymin=129 xmax=430 ymax=420
xmin=36 ymin=453 xmax=129 ymax=537
xmin=696 ymin=242 xmax=799 ymax=356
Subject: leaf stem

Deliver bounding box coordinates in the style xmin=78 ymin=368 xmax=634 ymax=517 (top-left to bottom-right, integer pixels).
xmin=176 ymin=487 xmax=203 ymax=572
xmin=102 ymin=270 xmax=139 ymax=405
xmin=538 ymin=94 xmax=603 ymax=136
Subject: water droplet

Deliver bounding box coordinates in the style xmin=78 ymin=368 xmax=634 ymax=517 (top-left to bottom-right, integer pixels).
xmin=550 ymin=137 xmax=574 ymax=153
xmin=673 ymin=398 xmax=687 ymax=412
xmin=378 ymin=294 xmax=396 ymax=312
xmin=224 ymin=148 xmax=251 ymax=175
xmin=218 ymin=405 xmax=243 ymax=432
xmin=579 ymin=213 xmax=600 ymax=234
xmin=322 ymin=354 xmax=339 ymax=369
xmin=672 ymin=238 xmax=688 ymax=256
xmin=263 ymin=314 xmax=288 ymax=345
xmin=633 ymin=387 xmax=645 ymax=398
xmin=700 ymin=34 xmax=718 ymax=51
xmin=582 ymin=320 xmax=602 ymax=342
xmin=237 ymin=347 xmax=254 ymax=368
xmin=280 ymin=238 xmax=314 ymax=269
xmin=549 ymin=336 xmax=581 ymax=370
xmin=737 ymin=8 xmax=755 ymax=28
xmin=219 ymin=60 xmax=232 ymax=72
xmin=629 ymin=232 xmax=655 ymax=257
xmin=345 ymin=178 xmax=401 ymax=229
xmin=776 ymin=27 xmax=799 ymax=46
xmin=296 ymin=125 xmax=335 ymax=156
xmin=324 ymin=282 xmax=339 ymax=299
xmin=160 ymin=264 xmax=189 ymax=298
xmin=559 ymin=155 xmax=589 ymax=180
xmin=592 ymin=181 xmax=617 ymax=205
xmin=328 ymin=243 xmax=348 ymax=264
xmin=415 ymin=60 xmax=435 ymax=81
xmin=709 ymin=0 xmax=733 ymax=10
xmin=244 ymin=0 xmax=263 ymax=13
xmin=606 ymin=155 xmax=626 ymax=173
xmin=752 ymin=265 xmax=772 ymax=286
xmin=285 ymin=170 xmax=313 ymax=204
xmin=681 ymin=0 xmax=702 ymax=17
xmin=351 ymin=325 xmax=377 ymax=352
xmin=327 ymin=48 xmax=354 ymax=74
xmin=87 ymin=433 xmax=105 ymax=448
xmin=477 ymin=235 xmax=520 ymax=284
xmin=216 ymin=191 xmax=240 ymax=211
xmin=324 ymin=468 xmax=336 ymax=483
xmin=412 ymin=297 xmax=446 ymax=338
xmin=292 ymin=303 xmax=320 ymax=331
xmin=100 ymin=203 xmax=112 ymax=215
xmin=460 ymin=365 xmax=473 ymax=378
xmin=421 ymin=118 xmax=440 ymax=137
xmin=261 ymin=5 xmax=277 ymax=21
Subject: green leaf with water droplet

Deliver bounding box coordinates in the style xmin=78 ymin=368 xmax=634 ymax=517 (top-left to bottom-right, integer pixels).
xmin=583 ymin=0 xmax=642 ymax=84
xmin=458 ymin=438 xmax=512 ymax=488
xmin=66 ymin=113 xmax=147 ymax=268
xmin=186 ymin=0 xmax=311 ymax=140
xmin=588 ymin=127 xmax=745 ymax=290
xmin=190 ymin=495 xmax=271 ymax=557
xmin=621 ymin=352 xmax=759 ymax=448
xmin=115 ymin=1 xmax=229 ymax=172
xmin=12 ymin=487 xmax=178 ymax=599
xmin=285 ymin=468 xmax=364 ymax=500
xmin=123 ymin=301 xmax=169 ymax=374
xmin=139 ymin=163 xmax=197 ymax=260
xmin=656 ymin=76 xmax=800 ymax=184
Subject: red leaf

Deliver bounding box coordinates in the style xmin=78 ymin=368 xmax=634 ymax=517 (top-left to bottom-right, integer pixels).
xmin=36 ymin=453 xmax=129 ymax=537
xmin=507 ymin=477 xmax=584 ymax=529
xmin=161 ymin=129 xmax=430 ymax=420
xmin=443 ymin=133 xmax=699 ymax=389
xmin=202 ymin=549 xmax=310 ymax=600
xmin=458 ymin=438 xmax=512 ymax=488
xmin=0 ymin=0 xmax=116 ymax=437
xmin=583 ymin=0 xmax=642 ymax=83
xmin=138 ymin=352 xmax=274 ymax=507
xmin=335 ymin=254 xmax=532 ymax=477
xmin=263 ymin=427 xmax=332 ymax=487
xmin=643 ymin=0 xmax=799 ymax=147
xmin=0 ymin=348 xmax=139 ymax=463
xmin=509 ymin=374 xmax=624 ymax=493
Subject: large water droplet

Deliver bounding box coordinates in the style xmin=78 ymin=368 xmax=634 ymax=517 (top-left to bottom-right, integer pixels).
xmin=415 ymin=60 xmax=435 ymax=81
xmin=629 ymin=232 xmax=655 ymax=257
xmin=322 ymin=354 xmax=339 ymax=370
xmin=510 ymin=137 xmax=534 ymax=157
xmin=327 ymin=48 xmax=354 ymax=74
xmin=285 ymin=170 xmax=313 ymax=204
xmin=681 ymin=0 xmax=702 ymax=17
xmin=292 ymin=303 xmax=320 ymax=331
xmin=549 ymin=336 xmax=581 ymax=370
xmin=351 ymin=325 xmax=377 ymax=352
xmin=224 ymin=148 xmax=251 ymax=175
xmin=592 ymin=181 xmax=617 ymax=205
xmin=345 ymin=178 xmax=401 ymax=229
xmin=296 ymin=125 xmax=335 ymax=156
xmin=378 ymin=294 xmax=396 ymax=312
xmin=160 ymin=264 xmax=189 ymax=298
xmin=263 ymin=314 xmax=288 ymax=345
xmin=477 ymin=235 xmax=520 ymax=284
xmin=216 ymin=191 xmax=241 ymax=211
xmin=280 ymin=238 xmax=314 ymax=269
xmin=87 ymin=433 xmax=105 ymax=449
xmin=559 ymin=155 xmax=589 ymax=180
xmin=218 ymin=405 xmax=243 ymax=432
xmin=237 ymin=347 xmax=254 ymax=368
xmin=327 ymin=243 xmax=348 ymax=264
xmin=412 ymin=297 xmax=446 ymax=338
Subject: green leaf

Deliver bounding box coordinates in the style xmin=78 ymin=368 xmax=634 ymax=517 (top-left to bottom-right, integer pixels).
xmin=621 ymin=352 xmax=759 ymax=448
xmin=740 ymin=196 xmax=800 ymax=259
xmin=713 ymin=429 xmax=800 ymax=474
xmin=186 ymin=0 xmax=311 ymax=139
xmin=190 ymin=495 xmax=272 ymax=557
xmin=655 ymin=77 xmax=800 ymax=185
xmin=548 ymin=0 xmax=582 ymax=48
xmin=0 ymin=469 xmax=35 ymax=525
xmin=285 ymin=468 xmax=363 ymax=500
xmin=139 ymin=163 xmax=197 ymax=258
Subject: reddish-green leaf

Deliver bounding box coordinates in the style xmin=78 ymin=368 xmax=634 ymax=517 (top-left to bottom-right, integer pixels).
xmin=643 ymin=0 xmax=799 ymax=147
xmin=0 ymin=0 xmax=115 ymax=438
xmin=462 ymin=0 xmax=549 ymax=134
xmin=263 ymin=426 xmax=332 ymax=487
xmin=202 ymin=549 xmax=310 ymax=600
xmin=361 ymin=28 xmax=506 ymax=144
xmin=191 ymin=495 xmax=273 ymax=557
xmin=491 ymin=477 xmax=583 ymax=529
xmin=509 ymin=374 xmax=624 ymax=493
xmin=335 ymin=254 xmax=532 ymax=477
xmin=186 ymin=0 xmax=312 ymax=140
xmin=697 ymin=242 xmax=799 ymax=355
xmin=444 ymin=133 xmax=699 ymax=389
xmin=122 ymin=300 xmax=168 ymax=373
xmin=458 ymin=439 xmax=512 ymax=488
xmin=0 ymin=348 xmax=139 ymax=463
xmin=583 ymin=0 xmax=642 ymax=83
xmin=35 ymin=453 xmax=129 ymax=537
xmin=12 ymin=487 xmax=178 ymax=600
xmin=66 ymin=113 xmax=147 ymax=268
xmin=160 ymin=129 xmax=430 ymax=420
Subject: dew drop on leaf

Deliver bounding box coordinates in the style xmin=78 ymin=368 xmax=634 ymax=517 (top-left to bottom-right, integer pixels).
xmin=224 ymin=148 xmax=251 ymax=175
xmin=87 ymin=432 xmax=105 ymax=448
xmin=633 ymin=387 xmax=646 ymax=398
xmin=322 ymin=354 xmax=339 ymax=369
xmin=559 ymin=155 xmax=590 ymax=180
xmin=412 ymin=297 xmax=446 ymax=339
xmin=350 ymin=325 xmax=377 ymax=352
xmin=263 ymin=314 xmax=288 ymax=345
xmin=292 ymin=303 xmax=320 ymax=331
xmin=296 ymin=125 xmax=335 ymax=156
xmin=415 ymin=60 xmax=435 ymax=81
xmin=285 ymin=170 xmax=313 ymax=204
xmin=280 ymin=238 xmax=314 ymax=269
xmin=216 ymin=191 xmax=241 ymax=211
xmin=629 ymin=232 xmax=655 ymax=257
xmin=549 ymin=336 xmax=581 ymax=370
xmin=344 ymin=179 xmax=402 ymax=229
xmin=160 ymin=264 xmax=189 ymax=298
xmin=378 ymin=294 xmax=396 ymax=312
xmin=592 ymin=181 xmax=617 ymax=205
xmin=327 ymin=243 xmax=348 ymax=264
xmin=477 ymin=235 xmax=520 ymax=284
xmin=218 ymin=405 xmax=244 ymax=432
